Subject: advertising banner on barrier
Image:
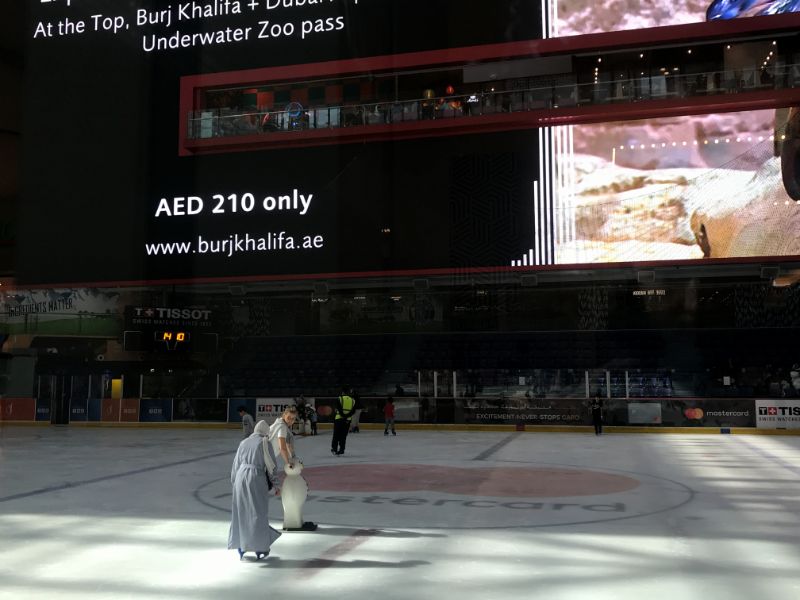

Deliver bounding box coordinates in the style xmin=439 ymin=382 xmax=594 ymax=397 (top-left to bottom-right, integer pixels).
xmin=35 ymin=397 xmax=51 ymax=422
xmin=256 ymin=398 xmax=315 ymax=423
xmin=173 ymin=398 xmax=228 ymax=422
xmin=101 ymin=398 xmax=121 ymax=422
xmin=455 ymin=399 xmax=589 ymax=426
xmin=120 ymin=399 xmax=140 ymax=422
xmin=0 ymin=398 xmax=36 ymax=421
xmin=452 ymin=398 xmax=755 ymax=427
xmin=756 ymin=399 xmax=800 ymax=429
xmin=70 ymin=398 xmax=89 ymax=422
xmin=87 ymin=398 xmax=102 ymax=421
xmin=395 ymin=399 xmax=421 ymax=422
xmin=140 ymin=398 xmax=173 ymax=422
xmin=628 ymin=402 xmax=662 ymax=425
xmin=659 ymin=399 xmax=755 ymax=427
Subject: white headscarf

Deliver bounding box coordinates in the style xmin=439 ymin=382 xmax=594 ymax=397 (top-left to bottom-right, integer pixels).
xmin=254 ymin=420 xmax=269 ymax=436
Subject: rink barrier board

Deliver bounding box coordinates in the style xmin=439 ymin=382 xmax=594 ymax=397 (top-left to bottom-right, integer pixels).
xmin=4 ymin=396 xmax=799 ymax=433
xmin=3 ymin=421 xmax=800 ymax=435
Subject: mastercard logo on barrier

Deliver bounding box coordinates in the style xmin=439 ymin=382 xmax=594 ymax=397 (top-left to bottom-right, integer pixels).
xmin=316 ymin=405 xmax=333 ymax=417
xmin=684 ymin=408 xmax=704 ymax=420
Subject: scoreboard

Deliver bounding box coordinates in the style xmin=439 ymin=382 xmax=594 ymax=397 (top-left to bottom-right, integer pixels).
xmin=123 ymin=329 xmax=217 ymax=353
xmin=124 ymin=306 xmax=217 ymax=352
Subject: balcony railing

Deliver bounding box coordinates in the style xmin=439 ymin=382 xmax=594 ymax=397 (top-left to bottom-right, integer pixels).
xmin=187 ymin=63 xmax=800 ymax=140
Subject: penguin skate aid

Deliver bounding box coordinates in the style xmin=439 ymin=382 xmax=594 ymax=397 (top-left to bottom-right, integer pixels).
xmin=268 ymin=406 xmax=318 ymax=532
xmin=281 ymin=458 xmax=317 ymax=531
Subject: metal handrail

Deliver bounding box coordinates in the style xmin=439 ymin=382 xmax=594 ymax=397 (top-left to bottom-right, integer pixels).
xmin=187 ymin=63 xmax=800 ymax=140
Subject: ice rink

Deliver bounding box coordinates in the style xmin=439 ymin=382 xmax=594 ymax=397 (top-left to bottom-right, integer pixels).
xmin=1 ymin=425 xmax=799 ymax=599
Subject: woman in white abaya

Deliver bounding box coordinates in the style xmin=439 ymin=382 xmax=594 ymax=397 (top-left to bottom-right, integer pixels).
xmin=228 ymin=420 xmax=282 ymax=560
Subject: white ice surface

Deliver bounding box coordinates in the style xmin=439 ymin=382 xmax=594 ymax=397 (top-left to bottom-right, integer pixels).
xmin=1 ymin=427 xmax=799 ymax=599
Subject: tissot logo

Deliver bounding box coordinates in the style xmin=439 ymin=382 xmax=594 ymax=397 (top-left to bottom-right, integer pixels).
xmin=756 ymin=400 xmax=800 ymax=429
xmin=133 ymin=307 xmax=211 ymax=320
xmin=759 ymin=406 xmax=800 ymax=416
xmin=258 ymin=404 xmax=293 ymax=413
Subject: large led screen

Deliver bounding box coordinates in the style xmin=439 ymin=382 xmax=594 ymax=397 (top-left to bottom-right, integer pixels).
xmin=556 ymin=0 xmax=800 ymax=37
xmin=19 ymin=1 xmax=800 ymax=286
xmin=548 ymin=108 xmax=800 ymax=265
xmin=20 ymin=0 xmax=544 ymax=285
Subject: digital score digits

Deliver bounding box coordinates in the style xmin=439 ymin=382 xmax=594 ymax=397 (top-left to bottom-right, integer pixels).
xmin=155 ymin=330 xmax=191 ymax=351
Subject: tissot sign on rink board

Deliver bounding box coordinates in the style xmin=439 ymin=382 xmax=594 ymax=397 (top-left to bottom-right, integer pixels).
xmin=256 ymin=397 xmax=314 ymax=422
xmin=755 ymin=399 xmax=800 ymax=429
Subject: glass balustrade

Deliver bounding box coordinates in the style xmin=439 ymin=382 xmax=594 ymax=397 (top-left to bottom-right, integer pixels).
xmin=187 ymin=63 xmax=800 ymax=140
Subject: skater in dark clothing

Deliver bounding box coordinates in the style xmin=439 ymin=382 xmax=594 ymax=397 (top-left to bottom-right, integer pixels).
xmin=590 ymin=396 xmax=603 ymax=435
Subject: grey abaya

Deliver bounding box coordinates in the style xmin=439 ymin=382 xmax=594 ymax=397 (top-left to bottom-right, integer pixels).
xmin=227 ymin=431 xmax=282 ymax=554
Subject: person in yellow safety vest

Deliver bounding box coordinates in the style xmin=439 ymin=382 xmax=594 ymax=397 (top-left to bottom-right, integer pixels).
xmin=331 ymin=387 xmax=356 ymax=456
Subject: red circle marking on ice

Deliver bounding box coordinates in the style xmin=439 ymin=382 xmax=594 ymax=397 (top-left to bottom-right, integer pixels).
xmin=303 ymin=464 xmax=639 ymax=497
